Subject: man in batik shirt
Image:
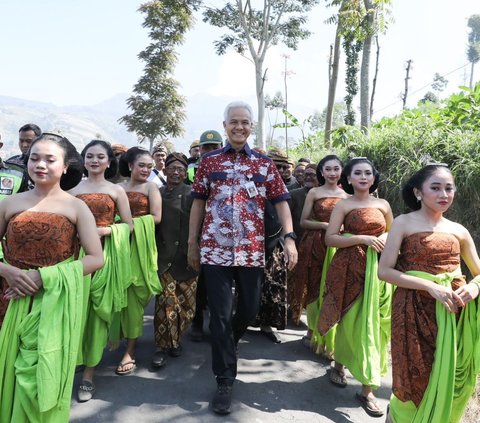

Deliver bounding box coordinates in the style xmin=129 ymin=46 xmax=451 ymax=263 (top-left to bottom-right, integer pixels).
xmin=188 ymin=101 xmax=298 ymax=415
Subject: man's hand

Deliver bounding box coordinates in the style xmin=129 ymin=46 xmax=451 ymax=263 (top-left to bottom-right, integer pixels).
xmin=283 ymin=238 xmax=298 ymax=271
xmin=187 ymin=242 xmax=201 ymax=272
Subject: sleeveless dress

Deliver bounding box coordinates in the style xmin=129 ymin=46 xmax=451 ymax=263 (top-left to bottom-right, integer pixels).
xmin=318 ymin=208 xmax=392 ymax=388
xmin=76 ymin=193 xmax=131 ymax=367
xmin=0 ymin=212 xmax=83 ymax=422
xmin=389 ymin=232 xmax=480 ymax=423
xmin=127 ymin=191 xmax=150 ymax=218
xmin=291 ymin=197 xmax=341 ymax=325
xmin=77 ymin=193 xmax=115 ymax=228
xmin=119 ymin=191 xmax=161 ymax=339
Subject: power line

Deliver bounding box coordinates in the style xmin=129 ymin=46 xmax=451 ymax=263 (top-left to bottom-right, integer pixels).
xmin=372 ymin=61 xmax=473 ymax=117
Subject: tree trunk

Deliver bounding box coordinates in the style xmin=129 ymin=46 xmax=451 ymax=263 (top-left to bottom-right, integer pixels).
xmin=360 ymin=0 xmax=375 ymax=133
xmin=324 ymin=23 xmax=342 ymax=148
xmin=370 ymin=36 xmax=380 ymax=119
xmin=470 ymin=61 xmax=475 ymax=89
xmin=255 ymin=60 xmax=266 ymax=149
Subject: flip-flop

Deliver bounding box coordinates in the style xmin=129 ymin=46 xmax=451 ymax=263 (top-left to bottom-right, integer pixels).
xmin=329 ymin=367 xmax=347 ymax=387
xmin=355 ymin=392 xmax=384 ymax=417
xmin=115 ymin=360 xmax=136 ymax=375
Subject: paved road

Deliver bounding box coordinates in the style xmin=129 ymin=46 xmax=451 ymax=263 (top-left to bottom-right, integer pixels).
xmin=70 ymin=301 xmax=392 ymax=422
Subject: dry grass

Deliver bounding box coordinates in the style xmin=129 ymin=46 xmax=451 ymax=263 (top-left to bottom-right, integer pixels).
xmin=462 ymin=377 xmax=480 ymax=423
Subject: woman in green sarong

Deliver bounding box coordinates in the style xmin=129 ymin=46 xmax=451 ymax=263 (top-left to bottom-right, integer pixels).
xmin=290 ymin=155 xmax=347 ymax=357
xmin=0 ymin=133 xmax=104 ymax=422
xmin=69 ymin=140 xmax=133 ymax=401
xmin=378 ymin=164 xmax=480 ymax=423
xmin=318 ymin=157 xmax=393 ymax=418
xmin=115 ymin=147 xmax=162 ymax=375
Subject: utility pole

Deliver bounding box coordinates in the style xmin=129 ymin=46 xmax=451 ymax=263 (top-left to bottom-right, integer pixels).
xmin=402 ymin=60 xmax=413 ymax=109
xmin=282 ymin=54 xmax=291 ymax=154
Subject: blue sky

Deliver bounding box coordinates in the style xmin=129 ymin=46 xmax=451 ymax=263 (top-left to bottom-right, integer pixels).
xmin=1 ymin=0 xmax=478 ymax=123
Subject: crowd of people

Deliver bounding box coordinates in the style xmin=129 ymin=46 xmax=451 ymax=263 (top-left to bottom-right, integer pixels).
xmin=0 ymin=101 xmax=479 ymax=422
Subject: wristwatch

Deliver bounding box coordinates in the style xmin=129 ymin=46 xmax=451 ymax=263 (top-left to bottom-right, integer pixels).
xmin=283 ymin=232 xmax=297 ymax=241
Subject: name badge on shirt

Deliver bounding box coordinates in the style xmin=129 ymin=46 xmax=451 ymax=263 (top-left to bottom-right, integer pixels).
xmin=245 ymin=181 xmax=258 ymax=198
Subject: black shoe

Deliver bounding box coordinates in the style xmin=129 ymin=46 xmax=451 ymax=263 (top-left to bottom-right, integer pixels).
xmin=212 ymin=383 xmax=233 ymax=415
xmin=189 ymin=325 xmax=203 ymax=342
xmin=261 ymin=329 xmax=282 ymax=344
xmin=168 ymin=344 xmax=182 ymax=358
xmin=151 ymin=351 xmax=167 ymax=368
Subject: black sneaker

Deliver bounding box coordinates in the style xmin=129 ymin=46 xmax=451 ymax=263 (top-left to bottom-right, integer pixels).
xmin=211 ymin=382 xmax=233 ymax=415
xmin=151 ymin=350 xmax=167 ymax=368
xmin=168 ymin=344 xmax=182 ymax=358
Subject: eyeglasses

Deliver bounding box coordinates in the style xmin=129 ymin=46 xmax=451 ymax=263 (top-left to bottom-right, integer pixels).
xmin=276 ymin=164 xmax=291 ymax=171
xmin=166 ymin=166 xmax=186 ymax=173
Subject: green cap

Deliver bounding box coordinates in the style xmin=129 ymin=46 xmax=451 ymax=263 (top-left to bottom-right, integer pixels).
xmin=199 ymin=130 xmax=223 ymax=145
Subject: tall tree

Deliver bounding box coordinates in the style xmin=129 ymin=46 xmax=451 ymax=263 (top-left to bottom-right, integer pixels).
xmin=324 ymin=0 xmax=348 ymax=146
xmin=324 ymin=0 xmax=389 ymax=137
xmin=431 ymin=72 xmax=448 ymax=97
xmin=467 ymin=15 xmax=480 ymax=89
xmin=359 ymin=0 xmax=390 ymax=131
xmin=343 ymin=31 xmax=362 ymax=125
xmin=203 ymin=0 xmax=320 ymax=148
xmin=120 ymin=0 xmax=200 ymax=151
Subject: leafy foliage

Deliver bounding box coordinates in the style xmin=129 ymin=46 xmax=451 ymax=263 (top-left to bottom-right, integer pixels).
xmin=326 ymin=84 xmax=480 ymax=243
xmin=120 ymin=0 xmax=200 ymax=148
xmin=467 ymin=14 xmax=480 ymax=64
xmin=203 ymin=1 xmax=319 ymax=56
xmin=202 ymin=0 xmax=320 ymax=146
xmin=343 ymin=32 xmax=362 ymax=125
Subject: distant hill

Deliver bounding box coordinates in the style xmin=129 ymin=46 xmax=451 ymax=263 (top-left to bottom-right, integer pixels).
xmin=0 ymin=92 xmax=309 ymax=157
xmin=0 ymin=94 xmax=137 ymax=157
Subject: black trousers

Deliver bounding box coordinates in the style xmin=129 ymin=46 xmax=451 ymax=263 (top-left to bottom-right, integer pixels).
xmin=202 ymin=264 xmax=263 ymax=385
xmin=192 ymin=268 xmax=207 ymax=328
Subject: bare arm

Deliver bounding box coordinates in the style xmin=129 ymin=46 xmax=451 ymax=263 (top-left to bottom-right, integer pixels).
xmin=300 ymin=190 xmax=328 ymax=230
xmin=115 ymin=186 xmax=134 ymax=232
xmin=324 ymin=202 xmax=364 ymax=248
xmin=377 ymin=202 xmax=393 ymax=244
xmin=274 ymin=200 xmax=298 ymax=271
xmin=75 ymin=201 xmax=105 ymax=275
xmin=455 ymin=226 xmax=480 ymax=304
xmin=187 ymin=199 xmax=206 ymax=272
xmin=148 ymin=182 xmax=162 ymax=224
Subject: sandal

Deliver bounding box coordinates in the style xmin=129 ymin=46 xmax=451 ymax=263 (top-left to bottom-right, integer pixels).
xmin=78 ymin=380 xmax=95 ymax=402
xmin=329 ymin=366 xmax=347 ymax=387
xmin=115 ymin=359 xmax=136 ymax=375
xmin=355 ymin=392 xmax=384 ymax=417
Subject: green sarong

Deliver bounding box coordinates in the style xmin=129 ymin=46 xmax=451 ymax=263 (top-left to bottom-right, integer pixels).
xmin=334 ymin=246 xmax=393 ymax=388
xmin=310 ymin=246 xmax=336 ymax=355
xmin=120 ymin=215 xmax=162 ymax=339
xmin=0 ymin=258 xmax=84 ymax=423
xmin=80 ymin=223 xmax=131 ymax=367
xmin=390 ymin=270 xmax=480 ymax=423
